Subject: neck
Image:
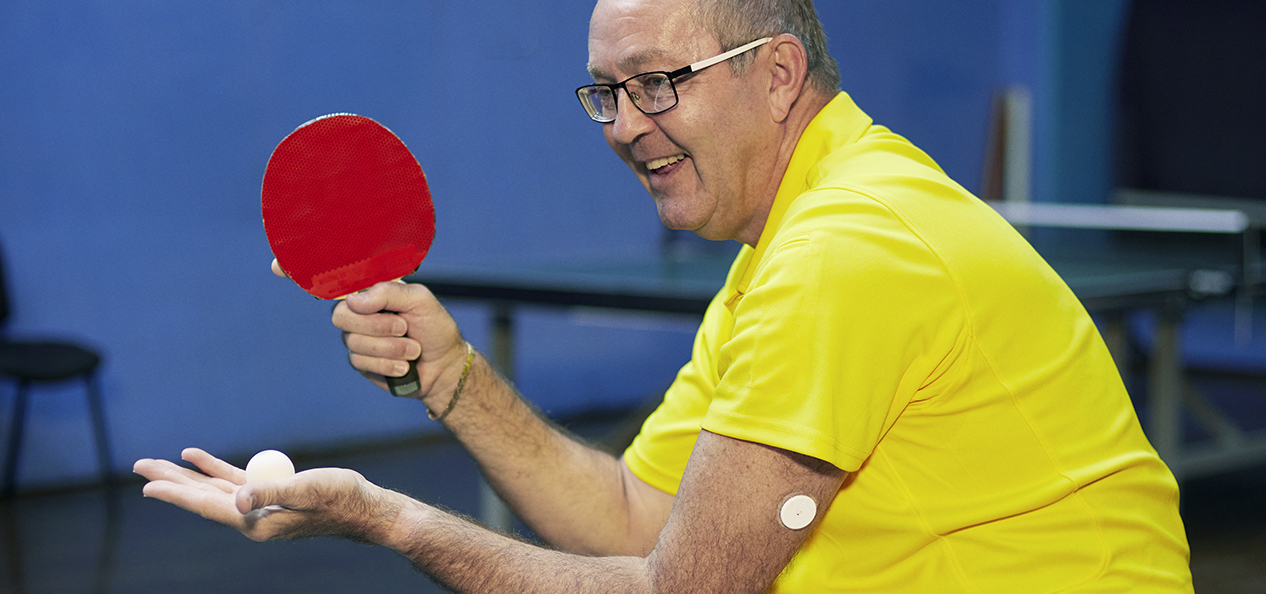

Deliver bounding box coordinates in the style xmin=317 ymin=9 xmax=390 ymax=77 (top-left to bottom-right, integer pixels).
xmin=733 ymin=90 xmax=835 ymax=247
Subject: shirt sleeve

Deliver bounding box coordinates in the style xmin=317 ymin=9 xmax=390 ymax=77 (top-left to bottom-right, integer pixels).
xmin=702 ymin=192 xmax=967 ymax=473
xmin=622 ymin=252 xmax=749 ymax=496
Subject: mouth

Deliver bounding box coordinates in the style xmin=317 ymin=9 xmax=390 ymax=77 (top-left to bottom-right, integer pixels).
xmin=645 ymin=153 xmax=688 ymax=180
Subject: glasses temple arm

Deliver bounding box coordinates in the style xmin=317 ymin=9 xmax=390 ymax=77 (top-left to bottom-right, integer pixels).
xmin=686 ymin=37 xmax=774 ymax=73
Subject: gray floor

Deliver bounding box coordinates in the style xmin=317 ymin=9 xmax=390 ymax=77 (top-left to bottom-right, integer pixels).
xmin=3 ymin=408 xmax=1265 ymax=593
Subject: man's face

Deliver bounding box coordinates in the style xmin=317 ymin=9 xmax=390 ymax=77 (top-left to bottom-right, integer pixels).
xmin=587 ymin=0 xmax=774 ymax=243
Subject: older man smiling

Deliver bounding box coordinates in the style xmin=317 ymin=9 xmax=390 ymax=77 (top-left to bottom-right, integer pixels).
xmin=135 ymin=1 xmax=1193 ymax=592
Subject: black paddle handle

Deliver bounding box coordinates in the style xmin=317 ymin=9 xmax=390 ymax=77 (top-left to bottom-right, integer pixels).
xmin=383 ymin=286 xmax=421 ymax=397
xmin=387 ymin=360 xmax=421 ymax=397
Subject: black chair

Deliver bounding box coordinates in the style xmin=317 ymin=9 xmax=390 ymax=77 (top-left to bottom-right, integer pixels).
xmin=0 ymin=242 xmax=113 ymax=497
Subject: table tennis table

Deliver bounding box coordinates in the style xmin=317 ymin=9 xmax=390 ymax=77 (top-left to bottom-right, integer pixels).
xmin=410 ymin=202 xmax=1266 ymax=527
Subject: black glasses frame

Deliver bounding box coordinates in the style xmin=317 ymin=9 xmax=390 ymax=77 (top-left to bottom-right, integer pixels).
xmin=575 ymin=37 xmax=774 ymax=123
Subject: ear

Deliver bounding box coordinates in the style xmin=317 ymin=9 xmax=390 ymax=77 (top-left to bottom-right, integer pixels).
xmin=765 ymin=33 xmax=809 ymax=123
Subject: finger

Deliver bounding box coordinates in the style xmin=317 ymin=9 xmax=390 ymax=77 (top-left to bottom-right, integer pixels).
xmin=133 ymin=457 xmax=162 ymax=477
xmin=271 ymin=258 xmax=290 ymax=278
xmin=133 ymin=457 xmax=211 ymax=486
xmin=236 ymin=479 xmax=277 ymax=514
xmin=141 ymin=478 xmax=247 ymax=530
xmin=235 ymin=469 xmax=321 ymax=514
xmin=348 ymin=352 xmax=414 ymax=379
xmin=143 ymin=477 xmax=297 ymax=543
xmin=343 ymin=331 xmax=421 ymax=363
xmin=182 ymin=448 xmax=248 ymax=485
xmin=135 ymin=457 xmax=239 ymax=494
xmin=332 ymin=300 xmax=408 ymax=338
xmin=238 ymin=468 xmax=363 ymax=513
xmin=343 ymin=281 xmax=434 ymax=317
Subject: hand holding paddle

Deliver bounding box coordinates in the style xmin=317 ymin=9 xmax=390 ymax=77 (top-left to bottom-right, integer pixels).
xmin=262 ymin=114 xmax=435 ymax=396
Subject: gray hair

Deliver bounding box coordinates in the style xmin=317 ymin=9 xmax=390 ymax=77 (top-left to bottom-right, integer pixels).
xmin=690 ymin=0 xmax=840 ymax=96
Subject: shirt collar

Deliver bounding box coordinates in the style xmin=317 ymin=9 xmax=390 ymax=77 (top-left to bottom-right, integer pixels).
xmin=724 ymin=92 xmax=873 ymax=310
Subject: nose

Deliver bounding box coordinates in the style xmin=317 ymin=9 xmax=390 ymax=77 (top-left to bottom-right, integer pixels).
xmin=609 ymin=89 xmax=655 ymax=145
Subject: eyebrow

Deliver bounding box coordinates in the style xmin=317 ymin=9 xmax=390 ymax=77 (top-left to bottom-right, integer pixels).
xmin=586 ymin=63 xmax=614 ymax=83
xmin=586 ymin=47 xmax=675 ymax=83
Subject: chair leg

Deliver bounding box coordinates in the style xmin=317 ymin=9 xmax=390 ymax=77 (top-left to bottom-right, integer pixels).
xmin=84 ymin=373 xmax=114 ymax=488
xmin=3 ymin=381 xmax=31 ymax=498
xmin=2 ymin=500 xmax=25 ymax=593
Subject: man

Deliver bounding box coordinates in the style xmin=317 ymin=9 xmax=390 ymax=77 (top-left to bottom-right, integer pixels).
xmin=135 ymin=0 xmax=1194 ymax=591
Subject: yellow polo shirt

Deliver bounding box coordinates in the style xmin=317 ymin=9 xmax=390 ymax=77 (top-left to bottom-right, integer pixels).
xmin=624 ymin=93 xmax=1191 ymax=592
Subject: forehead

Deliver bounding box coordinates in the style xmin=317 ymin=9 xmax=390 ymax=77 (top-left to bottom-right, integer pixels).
xmin=586 ymin=0 xmax=713 ymax=80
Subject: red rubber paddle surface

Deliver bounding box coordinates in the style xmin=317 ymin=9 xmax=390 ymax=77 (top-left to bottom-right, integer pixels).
xmin=262 ymin=114 xmax=435 ymax=300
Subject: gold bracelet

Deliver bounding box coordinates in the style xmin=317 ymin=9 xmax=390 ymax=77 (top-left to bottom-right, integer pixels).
xmin=429 ymin=342 xmax=474 ymax=422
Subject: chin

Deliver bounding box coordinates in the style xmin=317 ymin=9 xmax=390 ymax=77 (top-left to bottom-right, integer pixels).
xmin=655 ymin=202 xmax=706 ymax=233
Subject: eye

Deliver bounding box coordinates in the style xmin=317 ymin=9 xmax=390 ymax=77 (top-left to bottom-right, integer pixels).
xmin=641 ymin=73 xmax=672 ymax=91
xmin=587 ymin=86 xmax=616 ymax=108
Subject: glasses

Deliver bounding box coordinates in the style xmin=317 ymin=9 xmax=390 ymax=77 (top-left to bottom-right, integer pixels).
xmin=576 ymin=37 xmax=773 ymax=123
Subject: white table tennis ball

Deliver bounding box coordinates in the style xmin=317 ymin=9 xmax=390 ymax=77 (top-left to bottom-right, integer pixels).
xmin=245 ymin=449 xmax=295 ymax=482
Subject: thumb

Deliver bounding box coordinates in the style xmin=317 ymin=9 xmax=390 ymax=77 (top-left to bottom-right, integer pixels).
xmin=236 ymin=480 xmax=285 ymax=514
xmin=270 ymin=258 xmax=290 ymax=278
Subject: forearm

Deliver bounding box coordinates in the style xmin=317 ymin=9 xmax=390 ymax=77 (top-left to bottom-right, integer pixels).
xmin=368 ymin=431 xmax=835 ymax=594
xmin=421 ymin=352 xmax=661 ymax=555
xmin=383 ymin=493 xmax=651 ymax=593
xmin=331 ymin=285 xmax=663 ymax=554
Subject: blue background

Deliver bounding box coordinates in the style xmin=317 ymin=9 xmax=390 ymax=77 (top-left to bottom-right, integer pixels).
xmin=2 ymin=0 xmax=1131 ymax=489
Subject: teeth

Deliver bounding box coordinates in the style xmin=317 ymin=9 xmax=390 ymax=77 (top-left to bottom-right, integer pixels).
xmin=647 ymin=153 xmax=686 ymax=171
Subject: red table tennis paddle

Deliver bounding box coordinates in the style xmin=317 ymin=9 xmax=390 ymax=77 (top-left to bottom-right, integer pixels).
xmin=262 ymin=113 xmax=434 ymax=397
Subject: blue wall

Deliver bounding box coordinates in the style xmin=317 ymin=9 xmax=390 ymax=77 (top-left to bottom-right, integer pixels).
xmin=1043 ymin=0 xmax=1130 ymax=206
xmin=2 ymin=0 xmax=1113 ymax=489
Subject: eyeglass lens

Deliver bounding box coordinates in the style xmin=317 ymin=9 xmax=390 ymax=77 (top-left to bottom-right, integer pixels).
xmin=579 ymin=72 xmax=680 ymax=121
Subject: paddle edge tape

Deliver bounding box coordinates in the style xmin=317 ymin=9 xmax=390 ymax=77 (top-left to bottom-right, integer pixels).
xmin=261 ymin=113 xmax=436 ymax=300
xmin=297 ymin=112 xmax=360 ymax=129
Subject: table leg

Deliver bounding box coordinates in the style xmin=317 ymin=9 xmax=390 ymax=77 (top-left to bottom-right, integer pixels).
xmin=1236 ymin=226 xmax=1259 ymax=346
xmin=1099 ymin=310 xmax=1128 ymax=376
xmin=1147 ymin=304 xmax=1183 ymax=476
xmin=491 ymin=303 xmax=516 ymax=381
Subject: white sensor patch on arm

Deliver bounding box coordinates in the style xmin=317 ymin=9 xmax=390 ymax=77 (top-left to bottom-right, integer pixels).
xmin=779 ymin=494 xmax=817 ymax=530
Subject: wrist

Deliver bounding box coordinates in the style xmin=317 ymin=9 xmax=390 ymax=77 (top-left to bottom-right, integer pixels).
xmin=423 ymin=341 xmax=475 ymax=421
xmin=379 ymin=494 xmax=435 ymax=555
